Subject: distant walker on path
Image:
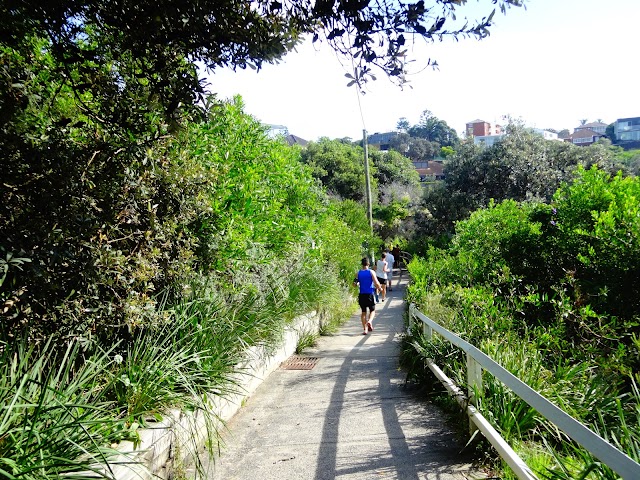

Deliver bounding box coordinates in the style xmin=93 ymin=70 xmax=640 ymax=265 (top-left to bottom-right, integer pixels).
xmin=385 ymin=248 xmax=395 ymax=292
xmin=353 ymin=257 xmax=382 ymax=335
xmin=375 ymin=251 xmax=389 ymax=302
xmin=392 ymin=245 xmax=401 ymax=269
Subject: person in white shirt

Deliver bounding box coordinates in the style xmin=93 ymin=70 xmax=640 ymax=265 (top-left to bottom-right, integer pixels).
xmin=374 ymin=252 xmax=389 ymax=302
xmin=384 ymin=249 xmax=395 ymax=292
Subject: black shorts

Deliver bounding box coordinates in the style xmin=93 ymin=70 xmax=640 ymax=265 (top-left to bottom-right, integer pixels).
xmin=358 ymin=293 xmax=376 ymax=312
xmin=376 ymin=276 xmax=386 ymax=285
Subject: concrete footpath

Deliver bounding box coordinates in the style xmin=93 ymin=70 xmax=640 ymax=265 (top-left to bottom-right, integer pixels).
xmin=200 ymin=271 xmax=483 ymax=480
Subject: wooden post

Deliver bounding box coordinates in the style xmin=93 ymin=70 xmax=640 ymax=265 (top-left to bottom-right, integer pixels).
xmin=467 ymin=353 xmax=482 ymax=434
xmin=408 ymin=303 xmax=414 ymax=332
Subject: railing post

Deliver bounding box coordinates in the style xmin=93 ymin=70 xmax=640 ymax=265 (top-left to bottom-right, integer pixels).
xmin=467 ymin=353 xmax=482 ymax=434
xmin=408 ymin=303 xmax=415 ymax=333
xmin=423 ymin=321 xmax=432 ymax=340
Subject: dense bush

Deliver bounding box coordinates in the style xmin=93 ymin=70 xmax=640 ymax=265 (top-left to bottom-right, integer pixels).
xmin=411 ymin=166 xmax=640 ymax=372
xmin=1 ymin=88 xmax=369 ymax=480
xmin=299 ymin=138 xmax=374 ymax=202
xmin=406 ymin=166 xmax=640 ymax=478
xmin=413 ymin=124 xmax=625 ymax=244
xmin=1 ymin=87 xmax=368 ymax=346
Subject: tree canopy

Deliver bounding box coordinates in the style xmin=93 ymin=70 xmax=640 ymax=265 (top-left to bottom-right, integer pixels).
xmin=408 ymin=109 xmax=459 ymax=147
xmin=414 ymin=124 xmax=623 ymax=240
xmin=300 ymin=138 xmax=373 ymax=201
xmin=0 ymin=0 xmax=524 ymax=338
xmin=389 ymin=109 xmax=459 ymax=162
xmin=2 ymin=0 xmax=524 ymax=112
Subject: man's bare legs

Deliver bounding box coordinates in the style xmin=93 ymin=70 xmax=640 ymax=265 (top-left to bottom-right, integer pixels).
xmin=360 ymin=311 xmax=368 ymax=334
xmin=361 ymin=309 xmax=376 ymax=334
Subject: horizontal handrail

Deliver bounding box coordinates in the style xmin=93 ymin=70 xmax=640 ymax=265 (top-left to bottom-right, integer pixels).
xmin=427 ymin=359 xmax=537 ymax=479
xmin=409 ymin=304 xmax=640 ymax=480
xmin=398 ymin=250 xmax=412 ymax=269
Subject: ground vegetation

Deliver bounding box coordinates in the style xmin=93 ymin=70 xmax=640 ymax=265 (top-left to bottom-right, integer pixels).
xmin=1 ymin=0 xmax=527 ymax=475
xmin=404 ymin=164 xmax=640 ymax=478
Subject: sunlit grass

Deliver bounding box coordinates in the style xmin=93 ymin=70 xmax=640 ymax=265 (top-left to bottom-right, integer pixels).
xmin=403 ymin=290 xmax=640 ymax=479
xmin=0 ymin=246 xmax=357 ymax=477
xmin=0 ymin=338 xmax=131 ymax=480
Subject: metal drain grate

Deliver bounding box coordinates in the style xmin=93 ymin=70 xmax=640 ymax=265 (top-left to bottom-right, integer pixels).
xmin=280 ymin=355 xmax=319 ymax=370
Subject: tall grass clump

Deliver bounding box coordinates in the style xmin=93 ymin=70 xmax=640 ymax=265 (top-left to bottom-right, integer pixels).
xmin=0 ymin=339 xmax=132 ymax=480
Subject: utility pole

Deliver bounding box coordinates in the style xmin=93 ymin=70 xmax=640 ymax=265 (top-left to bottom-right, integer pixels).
xmin=363 ymin=129 xmax=373 ymax=234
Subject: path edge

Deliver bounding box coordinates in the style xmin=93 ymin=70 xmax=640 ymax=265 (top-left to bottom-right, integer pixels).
xmin=110 ymin=310 xmax=323 ymax=480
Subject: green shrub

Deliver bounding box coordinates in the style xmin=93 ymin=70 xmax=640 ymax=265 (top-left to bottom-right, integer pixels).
xmin=405 ymin=166 xmax=640 ymax=477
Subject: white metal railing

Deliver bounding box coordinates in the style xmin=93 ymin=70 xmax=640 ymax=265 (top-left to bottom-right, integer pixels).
xmin=398 ymin=250 xmax=412 ymax=269
xmin=408 ymin=303 xmax=640 ymax=480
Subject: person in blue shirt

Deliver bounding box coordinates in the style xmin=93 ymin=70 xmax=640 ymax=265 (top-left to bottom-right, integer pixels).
xmin=353 ymin=257 xmax=383 ymax=335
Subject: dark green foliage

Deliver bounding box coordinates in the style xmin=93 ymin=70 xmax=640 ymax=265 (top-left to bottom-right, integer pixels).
xmin=389 ymin=133 xmax=440 ymax=162
xmin=300 ymin=137 xmax=375 ymax=202
xmin=0 ymin=0 xmax=524 ymax=95
xmin=0 ymin=92 xmax=350 ymax=345
xmin=369 ymin=149 xmax=422 ymax=238
xmin=390 ymin=110 xmax=459 ymax=162
xmin=409 ymin=164 xmax=640 ymax=382
xmin=611 ymin=147 xmax=640 ymax=176
xmin=370 ymin=149 xmax=420 ymax=188
xmin=403 ymin=121 xmax=640 ymax=476
xmin=0 ymin=102 xmax=366 ymax=477
xmin=414 ymin=124 xmax=623 ymax=242
xmin=552 ymin=167 xmax=640 ymax=328
xmin=605 ymin=123 xmax=616 ymax=143
xmin=0 ymin=0 xmax=525 ymax=341
xmin=407 ymin=109 xmax=459 ymax=148
xmin=0 ymin=0 xmax=529 ymax=474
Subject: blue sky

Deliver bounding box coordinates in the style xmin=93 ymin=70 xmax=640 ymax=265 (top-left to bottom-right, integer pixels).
xmin=206 ymin=0 xmax=640 ymax=141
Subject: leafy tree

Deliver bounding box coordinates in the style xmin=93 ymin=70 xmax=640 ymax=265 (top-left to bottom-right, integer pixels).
xmin=413 ymin=123 xmax=621 ymax=241
xmin=552 ymin=167 xmax=640 ymax=321
xmin=370 ymin=150 xmax=420 ymax=189
xmin=612 ymin=148 xmax=640 ymax=175
xmin=396 ymin=117 xmax=410 ymax=132
xmin=408 ymin=109 xmax=459 ymax=147
xmin=0 ymin=0 xmax=525 ymax=339
xmin=440 ymin=146 xmax=455 ymax=158
xmin=300 ymin=138 xmax=376 ymax=202
xmin=415 ymin=167 xmax=640 ymax=374
xmin=409 ymin=137 xmax=441 ymax=161
xmin=374 ymin=198 xmax=412 ymax=240
xmin=389 ymin=132 xmax=411 ymax=154
xmin=605 ymin=123 xmax=616 ymax=143
xmin=1 ymin=0 xmax=524 ymax=101
xmin=389 ymin=133 xmax=439 ymax=161
xmin=1 ymin=95 xmax=329 ymax=340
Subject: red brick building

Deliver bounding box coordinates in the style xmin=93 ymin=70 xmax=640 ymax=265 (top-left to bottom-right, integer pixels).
xmin=466 ymin=119 xmax=492 ymax=137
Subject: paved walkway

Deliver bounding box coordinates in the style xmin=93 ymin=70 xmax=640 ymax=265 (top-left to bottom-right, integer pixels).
xmin=201 ymin=271 xmax=482 ymax=480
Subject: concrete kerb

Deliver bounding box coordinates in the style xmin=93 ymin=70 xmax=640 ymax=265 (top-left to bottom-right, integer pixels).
xmin=109 ymin=310 xmax=322 ymax=480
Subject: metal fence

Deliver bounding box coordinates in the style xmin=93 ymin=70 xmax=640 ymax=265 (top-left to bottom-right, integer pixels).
xmin=398 ymin=251 xmax=412 ymax=270
xmin=408 ymin=303 xmax=640 ymax=480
